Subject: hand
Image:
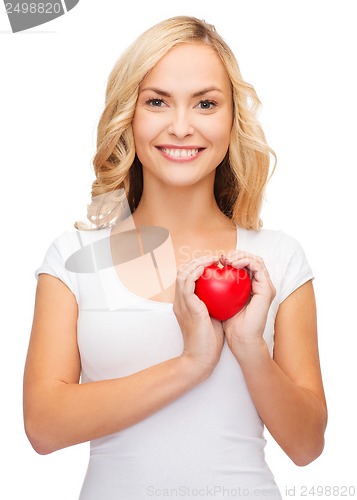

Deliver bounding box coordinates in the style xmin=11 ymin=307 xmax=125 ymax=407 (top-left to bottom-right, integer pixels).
xmin=173 ymin=255 xmax=225 ymax=379
xmin=221 ymin=251 xmax=276 ymax=356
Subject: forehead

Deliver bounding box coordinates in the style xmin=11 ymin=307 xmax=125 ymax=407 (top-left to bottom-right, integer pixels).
xmin=140 ymin=43 xmax=231 ymax=92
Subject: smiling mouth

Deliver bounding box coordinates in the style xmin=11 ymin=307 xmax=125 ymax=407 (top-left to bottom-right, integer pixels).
xmin=156 ymin=147 xmax=204 ymax=159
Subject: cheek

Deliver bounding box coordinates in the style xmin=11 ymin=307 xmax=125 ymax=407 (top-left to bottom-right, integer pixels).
xmin=204 ymin=119 xmax=231 ymax=152
xmin=132 ymin=112 xmax=163 ymax=150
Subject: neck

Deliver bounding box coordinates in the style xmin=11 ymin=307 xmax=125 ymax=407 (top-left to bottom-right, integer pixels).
xmin=132 ymin=179 xmax=231 ymax=235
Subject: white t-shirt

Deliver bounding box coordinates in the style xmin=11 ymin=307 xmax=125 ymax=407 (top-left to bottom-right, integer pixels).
xmin=35 ymin=226 xmax=314 ymax=500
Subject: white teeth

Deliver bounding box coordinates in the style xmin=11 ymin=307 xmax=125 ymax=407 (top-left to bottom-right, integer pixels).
xmin=160 ymin=148 xmax=199 ymax=158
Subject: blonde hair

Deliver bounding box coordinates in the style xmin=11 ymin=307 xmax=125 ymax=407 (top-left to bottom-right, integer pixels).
xmin=77 ymin=16 xmax=276 ymax=230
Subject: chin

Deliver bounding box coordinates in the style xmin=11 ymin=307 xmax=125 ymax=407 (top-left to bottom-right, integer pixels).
xmin=162 ymin=176 xmax=204 ymax=188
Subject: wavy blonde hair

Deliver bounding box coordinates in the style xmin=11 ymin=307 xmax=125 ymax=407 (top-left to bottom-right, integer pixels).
xmin=76 ymin=16 xmax=276 ymax=230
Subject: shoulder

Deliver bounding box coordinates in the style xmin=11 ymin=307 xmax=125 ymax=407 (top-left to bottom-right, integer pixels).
xmin=238 ymin=227 xmax=313 ymax=303
xmin=35 ymin=227 xmax=111 ymax=300
xmin=47 ymin=227 xmax=110 ymax=255
xmin=238 ymin=227 xmax=306 ymax=256
xmin=36 ymin=227 xmax=111 ymax=276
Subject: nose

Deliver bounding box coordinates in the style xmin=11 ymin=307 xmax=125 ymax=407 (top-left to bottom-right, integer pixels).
xmin=167 ymin=109 xmax=195 ymax=139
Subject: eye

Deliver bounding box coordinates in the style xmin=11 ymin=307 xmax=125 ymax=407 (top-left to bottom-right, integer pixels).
xmin=146 ymin=98 xmax=165 ymax=107
xmin=196 ymin=100 xmax=217 ymax=110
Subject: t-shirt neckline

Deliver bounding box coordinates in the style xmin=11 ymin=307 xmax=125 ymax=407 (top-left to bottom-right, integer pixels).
xmin=107 ymin=224 xmax=240 ymax=308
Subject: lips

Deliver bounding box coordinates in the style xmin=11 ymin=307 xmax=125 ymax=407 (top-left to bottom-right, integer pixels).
xmin=156 ymin=146 xmax=205 ymax=160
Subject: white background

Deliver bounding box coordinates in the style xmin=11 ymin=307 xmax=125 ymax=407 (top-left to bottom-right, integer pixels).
xmin=1 ymin=1 xmax=356 ymax=499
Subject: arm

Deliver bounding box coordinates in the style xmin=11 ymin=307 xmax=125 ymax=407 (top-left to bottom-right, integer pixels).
xmin=222 ymin=253 xmax=327 ymax=466
xmin=24 ymin=255 xmax=223 ymax=455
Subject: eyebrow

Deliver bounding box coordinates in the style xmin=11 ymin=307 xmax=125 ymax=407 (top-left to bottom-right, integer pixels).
xmin=139 ymin=87 xmax=223 ymax=97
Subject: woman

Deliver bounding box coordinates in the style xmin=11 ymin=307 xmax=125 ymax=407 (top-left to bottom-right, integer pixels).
xmin=24 ymin=16 xmax=327 ymax=499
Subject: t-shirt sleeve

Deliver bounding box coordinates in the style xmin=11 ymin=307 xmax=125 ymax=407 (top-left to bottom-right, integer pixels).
xmin=35 ymin=231 xmax=80 ymax=302
xmin=277 ymin=232 xmax=314 ymax=304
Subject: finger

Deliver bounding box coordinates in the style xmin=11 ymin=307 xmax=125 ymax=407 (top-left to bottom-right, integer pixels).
xmin=229 ymin=257 xmax=261 ymax=273
xmin=185 ymin=265 xmax=206 ymax=295
xmin=177 ymin=257 xmax=216 ymax=305
xmin=180 ymin=264 xmax=205 ymax=290
xmin=224 ymin=256 xmax=272 ymax=285
xmin=175 ymin=265 xmax=209 ymax=313
xmin=222 ymin=251 xmax=267 ymax=275
xmin=177 ymin=254 xmax=220 ymax=281
xmin=222 ymin=250 xmax=263 ymax=264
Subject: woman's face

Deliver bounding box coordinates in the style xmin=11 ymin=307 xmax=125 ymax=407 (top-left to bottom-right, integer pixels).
xmin=132 ymin=43 xmax=233 ymax=188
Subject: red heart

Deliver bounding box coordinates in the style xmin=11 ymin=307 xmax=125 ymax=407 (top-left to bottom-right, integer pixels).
xmin=194 ymin=263 xmax=251 ymax=321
